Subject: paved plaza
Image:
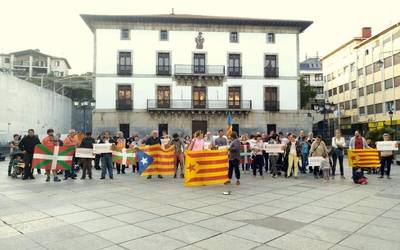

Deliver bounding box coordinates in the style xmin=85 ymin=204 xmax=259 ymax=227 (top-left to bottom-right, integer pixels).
xmin=1 ymin=159 xmax=400 ymax=250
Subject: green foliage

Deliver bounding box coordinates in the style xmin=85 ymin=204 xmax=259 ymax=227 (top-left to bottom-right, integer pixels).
xmin=300 ymin=76 xmax=317 ymax=108
xmin=365 ymin=127 xmax=396 ymax=142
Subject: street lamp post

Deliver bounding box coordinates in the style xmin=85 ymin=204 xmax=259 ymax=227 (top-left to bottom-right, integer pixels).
xmin=74 ymin=100 xmax=96 ymax=133
xmin=388 ymin=109 xmax=394 ymax=128
xmin=313 ymin=101 xmax=335 ymax=140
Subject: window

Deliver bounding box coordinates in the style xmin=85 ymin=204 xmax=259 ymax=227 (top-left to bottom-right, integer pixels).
xmin=352 ymin=99 xmax=358 ymax=109
xmin=120 ymin=29 xmax=130 ymax=40
xmin=118 ymin=52 xmax=132 ymax=75
xmin=359 ymin=87 xmax=364 ymax=97
xmin=397 ymin=99 xmax=400 ymax=111
xmin=303 ymin=75 xmax=310 ymax=84
xmin=160 ymin=30 xmax=168 ymax=41
xmin=192 ymin=86 xmax=206 ymax=108
xmin=264 ymin=87 xmax=279 ymax=111
xmin=350 ymin=63 xmax=355 ymax=72
xmin=365 ymin=49 xmax=369 ymax=56
xmin=374 ymin=82 xmax=382 ymax=92
xmin=384 ymin=56 xmax=392 ymax=68
xmin=385 ymin=78 xmax=394 ymax=89
xmin=228 ymin=54 xmax=241 ymax=76
xmin=394 ymin=52 xmax=400 ymax=65
xmin=358 ymin=68 xmax=364 ymax=76
xmin=339 ymin=85 xmax=344 ymax=93
xmin=367 ymin=105 xmax=374 ymax=115
xmin=366 ymin=84 xmax=374 ymax=94
xmin=332 ymin=87 xmax=337 ymax=95
xmin=315 ymin=74 xmax=323 ymax=81
xmin=328 ymin=89 xmax=333 ymax=97
xmin=267 ymin=33 xmax=275 ymax=43
xmin=230 ymin=32 xmax=239 ymax=43
xmin=55 ymin=61 xmax=60 ymax=67
xmin=375 ymin=103 xmax=383 ymax=114
xmin=359 ymin=106 xmax=365 ymax=115
xmin=344 ymin=101 xmax=350 ymax=110
xmin=157 ymin=52 xmax=171 ymax=75
xmin=116 ymin=85 xmax=132 ymax=110
xmin=365 ymin=64 xmax=373 ymax=75
xmin=395 ymin=76 xmax=400 ymax=88
xmin=344 ymin=83 xmax=349 ymax=91
xmin=373 ymin=61 xmax=381 ymax=73
xmin=351 ymin=81 xmax=357 ymax=89
xmin=264 ymin=55 xmax=278 ymax=77
xmin=228 ymin=87 xmax=241 ymax=109
xmin=157 ymin=86 xmax=170 ymax=108
xmin=386 ymin=101 xmax=395 ymax=112
xmin=193 ymin=53 xmax=206 ymax=74
xmin=4 ymin=58 xmax=10 ymax=63
xmin=315 ymin=87 xmax=323 ymax=94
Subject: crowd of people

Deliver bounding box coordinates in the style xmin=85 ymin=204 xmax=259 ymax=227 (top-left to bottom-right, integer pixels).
xmin=6 ymin=127 xmax=397 ymax=186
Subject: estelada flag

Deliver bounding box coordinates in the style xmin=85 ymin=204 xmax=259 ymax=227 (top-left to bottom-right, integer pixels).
xmin=33 ymin=145 xmax=74 ymax=170
xmin=184 ymin=149 xmax=229 ymax=187
xmin=112 ymin=148 xmax=136 ymax=166
xmin=139 ymin=144 xmax=175 ymax=176
xmin=348 ymin=149 xmax=380 ymax=168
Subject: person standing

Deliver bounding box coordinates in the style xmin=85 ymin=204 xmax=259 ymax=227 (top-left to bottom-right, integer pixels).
xmin=331 ymin=129 xmax=346 ymax=179
xmin=145 ymin=130 xmax=162 ymax=179
xmin=63 ymin=129 xmax=79 ymax=180
xmin=170 ymin=133 xmax=184 ymax=178
xmin=94 ymin=133 xmax=102 ymax=170
xmin=251 ymin=135 xmax=265 ymax=178
xmin=262 ymin=133 xmax=270 ymax=174
xmin=80 ymin=132 xmax=95 ymax=179
xmin=285 ymin=134 xmax=301 ymax=178
xmin=19 ymin=129 xmax=41 ymax=180
xmin=349 ymin=130 xmax=369 ymax=182
xmin=297 ymin=130 xmax=310 ymax=174
xmin=42 ymin=129 xmax=62 ymax=182
xmin=378 ymin=133 xmax=394 ymax=179
xmin=8 ymin=134 xmax=21 ymax=176
xmin=225 ymin=132 xmax=241 ymax=185
xmin=214 ymin=129 xmax=228 ymax=148
xmin=268 ymin=134 xmax=281 ymax=178
xmin=309 ymin=135 xmax=329 ymax=179
xmin=99 ymin=131 xmax=114 ymax=179
xmin=115 ymin=131 xmax=127 ymax=174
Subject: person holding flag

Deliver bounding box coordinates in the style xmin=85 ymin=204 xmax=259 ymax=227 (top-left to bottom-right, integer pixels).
xmin=349 ymin=130 xmax=370 ymax=182
xmin=63 ymin=129 xmax=79 ymax=180
xmin=42 ymin=129 xmax=62 ymax=182
xmin=115 ymin=131 xmax=127 ymax=174
xmin=144 ymin=130 xmax=162 ymax=179
xmin=225 ymin=132 xmax=241 ymax=185
xmin=79 ymin=132 xmax=95 ymax=179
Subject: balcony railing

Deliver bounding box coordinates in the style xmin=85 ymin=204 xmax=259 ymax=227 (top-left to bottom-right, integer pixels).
xmin=156 ymin=65 xmax=171 ymax=76
xmin=147 ymin=99 xmax=252 ymax=111
xmin=264 ymin=101 xmax=280 ymax=112
xmin=117 ymin=64 xmax=132 ymax=76
xmin=116 ymin=99 xmax=132 ymax=110
xmin=264 ymin=67 xmax=279 ymax=77
xmin=227 ymin=67 xmax=242 ymax=77
xmin=174 ymin=65 xmax=225 ymax=76
xmin=13 ymin=61 xmax=30 ymax=67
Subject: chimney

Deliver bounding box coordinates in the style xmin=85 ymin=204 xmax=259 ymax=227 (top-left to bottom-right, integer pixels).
xmin=362 ymin=27 xmax=372 ymax=38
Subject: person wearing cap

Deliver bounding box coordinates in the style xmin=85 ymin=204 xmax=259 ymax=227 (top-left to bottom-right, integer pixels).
xmin=379 ymin=133 xmax=394 ymax=179
xmin=42 ymin=129 xmax=62 ymax=182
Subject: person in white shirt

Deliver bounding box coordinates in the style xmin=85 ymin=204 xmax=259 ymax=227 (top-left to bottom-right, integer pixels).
xmin=331 ymin=129 xmax=346 ymax=179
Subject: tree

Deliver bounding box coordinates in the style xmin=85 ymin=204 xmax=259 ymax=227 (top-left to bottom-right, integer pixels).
xmin=300 ymin=76 xmax=316 ymax=109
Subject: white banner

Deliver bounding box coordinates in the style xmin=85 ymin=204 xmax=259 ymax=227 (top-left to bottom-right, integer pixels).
xmin=376 ymin=141 xmax=398 ymax=151
xmin=93 ymin=143 xmax=112 ymax=154
xmin=264 ymin=143 xmax=285 ymax=153
xmin=308 ymin=156 xmax=325 ymax=166
xmin=76 ymin=148 xmax=95 ymax=158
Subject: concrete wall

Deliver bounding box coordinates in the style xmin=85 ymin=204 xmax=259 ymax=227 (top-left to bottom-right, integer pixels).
xmin=0 ymin=72 xmax=72 ymax=143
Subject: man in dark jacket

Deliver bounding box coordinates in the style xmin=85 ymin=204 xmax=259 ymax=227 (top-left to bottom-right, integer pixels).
xmin=19 ymin=129 xmax=41 ymax=180
xmin=99 ymin=131 xmax=114 ymax=179
xmin=80 ymin=132 xmax=95 ymax=179
xmin=226 ymin=132 xmax=241 ymax=185
xmin=145 ymin=130 xmax=162 ymax=179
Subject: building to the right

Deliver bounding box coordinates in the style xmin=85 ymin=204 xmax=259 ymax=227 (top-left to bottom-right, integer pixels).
xmin=322 ymin=24 xmax=400 ymax=137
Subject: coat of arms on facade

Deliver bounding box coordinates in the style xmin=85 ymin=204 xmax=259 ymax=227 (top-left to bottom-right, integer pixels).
xmin=195 ymin=32 xmax=204 ymax=49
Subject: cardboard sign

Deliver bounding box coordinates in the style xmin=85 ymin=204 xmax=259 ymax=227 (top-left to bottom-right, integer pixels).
xmin=308 ymin=156 xmax=325 ymax=166
xmin=76 ymin=148 xmax=95 ymax=158
xmin=161 ymin=138 xmax=170 ymax=145
xmin=376 ymin=141 xmax=398 ymax=151
xmin=93 ymin=143 xmax=112 ymax=154
xmin=264 ymin=143 xmax=285 ymax=153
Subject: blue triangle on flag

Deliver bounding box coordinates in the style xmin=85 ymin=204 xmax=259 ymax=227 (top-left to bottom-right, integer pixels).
xmin=137 ymin=150 xmax=154 ymax=175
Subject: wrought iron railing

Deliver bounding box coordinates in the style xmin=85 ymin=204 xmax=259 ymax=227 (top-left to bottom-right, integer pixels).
xmin=174 ymin=65 xmax=225 ymax=76
xmin=147 ymin=99 xmax=252 ymax=110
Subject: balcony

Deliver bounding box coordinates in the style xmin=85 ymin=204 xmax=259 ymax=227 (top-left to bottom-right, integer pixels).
xmin=117 ymin=64 xmax=132 ymax=76
xmin=116 ymin=99 xmax=132 ymax=110
xmin=13 ymin=61 xmax=30 ymax=67
xmin=227 ymin=67 xmax=242 ymax=77
xmin=156 ymin=65 xmax=171 ymax=76
xmin=264 ymin=101 xmax=280 ymax=112
xmin=315 ymin=93 xmax=325 ymax=100
xmin=174 ymin=64 xmax=225 ymax=85
xmin=147 ymin=99 xmax=252 ymax=114
xmin=264 ymin=67 xmax=279 ymax=78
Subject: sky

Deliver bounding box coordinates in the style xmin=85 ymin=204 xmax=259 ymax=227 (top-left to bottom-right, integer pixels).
xmin=1 ymin=0 xmax=399 ymax=74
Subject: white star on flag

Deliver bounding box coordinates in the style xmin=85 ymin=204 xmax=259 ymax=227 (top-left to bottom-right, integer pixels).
xmin=140 ymin=157 xmax=148 ymax=165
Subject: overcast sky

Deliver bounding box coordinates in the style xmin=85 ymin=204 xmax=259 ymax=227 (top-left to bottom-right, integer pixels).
xmin=1 ymin=0 xmax=399 ymax=74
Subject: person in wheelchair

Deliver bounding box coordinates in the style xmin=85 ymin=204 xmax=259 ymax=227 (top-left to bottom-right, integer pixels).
xmin=8 ymin=152 xmax=25 ymax=178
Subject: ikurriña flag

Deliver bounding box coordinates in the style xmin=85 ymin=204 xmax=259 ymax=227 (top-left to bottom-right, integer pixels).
xmin=139 ymin=144 xmax=175 ymax=176
xmin=348 ymin=149 xmax=380 ymax=168
xmin=33 ymin=145 xmax=75 ymax=170
xmin=112 ymin=148 xmax=136 ymax=166
xmin=184 ymin=149 xmax=229 ymax=186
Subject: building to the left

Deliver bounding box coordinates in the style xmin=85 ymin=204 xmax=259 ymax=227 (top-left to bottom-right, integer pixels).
xmin=0 ymin=49 xmax=71 ymax=77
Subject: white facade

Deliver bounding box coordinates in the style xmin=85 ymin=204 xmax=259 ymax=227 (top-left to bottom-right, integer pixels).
xmin=82 ymin=14 xmax=312 ymax=135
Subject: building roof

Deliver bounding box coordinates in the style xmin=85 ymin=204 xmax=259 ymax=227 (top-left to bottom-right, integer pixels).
xmin=6 ymin=49 xmax=71 ymax=69
xmin=354 ymin=22 xmax=400 ymax=49
xmin=321 ymin=38 xmax=366 ymax=61
xmin=80 ymin=13 xmax=313 ymax=32
xmin=299 ymin=57 xmax=322 ymax=71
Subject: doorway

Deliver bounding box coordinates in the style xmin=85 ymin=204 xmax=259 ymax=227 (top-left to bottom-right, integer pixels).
xmin=192 ymin=120 xmax=207 ymax=135
xmin=119 ymin=124 xmax=130 ymax=139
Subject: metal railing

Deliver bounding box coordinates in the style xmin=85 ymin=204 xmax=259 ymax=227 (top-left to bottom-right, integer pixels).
xmin=117 ymin=64 xmax=132 ymax=76
xmin=174 ymin=64 xmax=225 ymax=76
xmin=147 ymin=99 xmax=252 ymax=110
xmin=116 ymin=99 xmax=133 ymax=110
xmin=156 ymin=65 xmax=171 ymax=76
xmin=227 ymin=67 xmax=242 ymax=77
xmin=264 ymin=67 xmax=279 ymax=77
xmin=264 ymin=101 xmax=280 ymax=111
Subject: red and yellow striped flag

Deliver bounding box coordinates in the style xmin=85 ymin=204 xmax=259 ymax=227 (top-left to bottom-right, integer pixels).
xmin=184 ymin=149 xmax=229 ymax=187
xmin=140 ymin=144 xmax=175 ymax=176
xmin=348 ymin=149 xmax=380 ymax=168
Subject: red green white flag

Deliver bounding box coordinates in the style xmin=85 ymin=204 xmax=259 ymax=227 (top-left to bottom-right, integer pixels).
xmin=33 ymin=145 xmax=75 ymax=170
xmin=112 ymin=148 xmax=136 ymax=165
